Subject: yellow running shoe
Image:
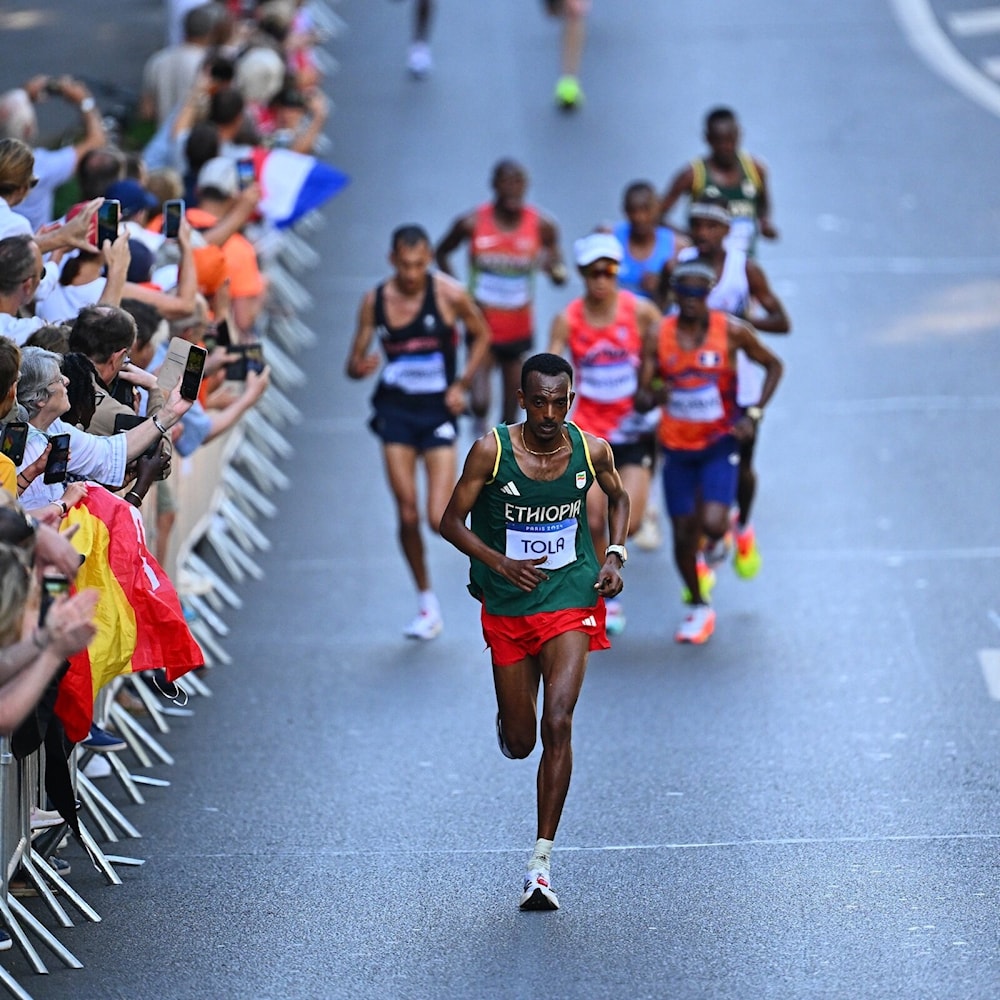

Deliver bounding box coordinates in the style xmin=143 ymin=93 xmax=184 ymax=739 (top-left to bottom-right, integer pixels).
xmin=554 ymin=75 xmax=583 ymax=110
xmin=681 ymin=554 xmax=716 ymax=604
xmin=733 ymin=523 xmax=762 ymax=579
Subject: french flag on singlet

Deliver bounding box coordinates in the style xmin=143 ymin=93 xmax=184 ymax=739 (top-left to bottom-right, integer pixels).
xmin=251 ymin=147 xmax=349 ymax=229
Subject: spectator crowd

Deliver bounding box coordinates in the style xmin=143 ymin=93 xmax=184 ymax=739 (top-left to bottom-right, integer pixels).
xmin=0 ymin=0 xmax=341 ymax=974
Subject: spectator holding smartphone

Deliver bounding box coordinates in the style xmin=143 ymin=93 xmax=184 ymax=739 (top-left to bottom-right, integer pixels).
xmin=14 ymin=346 xmax=193 ymax=512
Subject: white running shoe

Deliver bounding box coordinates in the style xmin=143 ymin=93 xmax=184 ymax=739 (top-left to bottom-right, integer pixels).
xmin=674 ymin=604 xmax=716 ymax=644
xmin=520 ymin=869 xmax=560 ymax=910
xmin=406 ymin=42 xmax=433 ymax=78
xmin=632 ymin=507 xmax=663 ymax=551
xmin=403 ymin=611 xmax=443 ymax=640
xmin=496 ymin=712 xmax=516 ymax=759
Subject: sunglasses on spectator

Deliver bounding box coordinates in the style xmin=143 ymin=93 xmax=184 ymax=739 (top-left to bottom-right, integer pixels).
xmin=673 ymin=283 xmax=711 ymax=299
xmin=585 ymin=263 xmax=620 ymax=279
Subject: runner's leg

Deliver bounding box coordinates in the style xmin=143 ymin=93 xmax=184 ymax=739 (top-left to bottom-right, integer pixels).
xmin=493 ymin=655 xmax=542 ymax=759
xmin=499 ymin=353 xmax=525 ymax=425
xmin=535 ymin=629 xmax=590 ymax=840
xmin=423 ymin=442 xmax=457 ymax=535
xmin=382 ymin=442 xmax=429 ymax=591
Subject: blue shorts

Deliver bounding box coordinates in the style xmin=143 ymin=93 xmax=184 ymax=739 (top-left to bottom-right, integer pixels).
xmin=369 ymin=402 xmax=457 ymax=451
xmin=661 ymin=435 xmax=739 ymax=518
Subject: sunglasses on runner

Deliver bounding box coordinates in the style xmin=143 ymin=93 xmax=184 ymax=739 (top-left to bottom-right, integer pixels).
xmin=585 ymin=263 xmax=620 ymax=280
xmin=673 ymin=283 xmax=711 ymax=299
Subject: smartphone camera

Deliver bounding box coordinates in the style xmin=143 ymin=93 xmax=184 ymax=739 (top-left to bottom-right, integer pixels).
xmin=42 ymin=433 xmax=70 ymax=485
xmin=180 ymin=346 xmax=207 ymax=401
xmin=97 ymin=199 xmax=120 ymax=247
xmin=236 ymin=158 xmax=255 ymax=191
xmin=163 ymin=198 xmax=184 ymax=239
xmin=0 ymin=421 xmax=28 ymax=466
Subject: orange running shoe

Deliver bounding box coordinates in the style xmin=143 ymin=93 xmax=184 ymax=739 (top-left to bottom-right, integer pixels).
xmin=674 ymin=604 xmax=716 ymax=644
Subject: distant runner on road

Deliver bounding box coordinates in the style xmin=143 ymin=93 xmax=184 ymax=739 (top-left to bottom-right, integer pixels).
xmin=436 ymin=159 xmax=567 ymax=431
xmin=346 ymin=224 xmax=490 ymax=640
xmin=660 ymin=106 xmax=778 ymax=257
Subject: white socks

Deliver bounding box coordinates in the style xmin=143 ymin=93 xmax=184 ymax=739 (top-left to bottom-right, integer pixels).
xmin=419 ymin=591 xmax=440 ymax=618
xmin=527 ymin=838 xmax=554 ymax=875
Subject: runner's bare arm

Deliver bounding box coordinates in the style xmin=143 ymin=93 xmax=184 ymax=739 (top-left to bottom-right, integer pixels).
xmin=636 ymin=296 xmax=663 ymax=339
xmin=441 ymin=279 xmax=492 ymax=414
xmin=585 ymin=434 xmax=628 ymax=597
xmin=434 ymin=213 xmax=474 ymax=276
xmin=754 ymin=158 xmax=778 ymax=239
xmin=546 ymin=311 xmax=570 ymax=356
xmin=345 ymin=291 xmax=380 ymax=379
xmin=539 ymin=216 xmax=568 ymax=285
xmin=746 ymin=260 xmax=790 ymax=333
xmin=635 ymin=317 xmax=665 ymax=412
xmin=440 ymin=437 xmax=550 ymax=592
xmin=660 ymin=163 xmax=695 ymax=226
xmin=728 ymin=316 xmax=784 ymax=413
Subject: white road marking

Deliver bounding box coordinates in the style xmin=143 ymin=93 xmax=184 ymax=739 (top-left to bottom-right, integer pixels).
xmin=237 ymin=831 xmax=1000 ymax=858
xmin=949 ymin=7 xmax=1000 ymax=36
xmin=978 ymin=649 xmax=1000 ymax=699
xmin=890 ymin=0 xmax=1000 ymax=117
xmin=983 ymin=55 xmax=1000 ymax=79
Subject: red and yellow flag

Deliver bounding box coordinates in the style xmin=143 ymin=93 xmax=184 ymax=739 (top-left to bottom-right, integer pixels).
xmin=54 ymin=487 xmax=204 ymax=742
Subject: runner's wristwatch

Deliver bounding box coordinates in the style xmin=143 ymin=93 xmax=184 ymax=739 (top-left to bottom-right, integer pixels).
xmin=605 ymin=544 xmax=627 ymax=565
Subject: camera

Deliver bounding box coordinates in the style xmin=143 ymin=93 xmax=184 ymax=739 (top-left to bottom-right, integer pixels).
xmin=44 ymin=79 xmax=62 ymax=96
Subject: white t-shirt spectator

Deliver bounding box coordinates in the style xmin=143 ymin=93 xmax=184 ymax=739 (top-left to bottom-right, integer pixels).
xmin=18 ymin=419 xmax=127 ymax=508
xmin=17 ymin=146 xmax=76 ymax=230
xmin=35 ymin=276 xmax=106 ymax=324
xmin=0 ymin=313 xmax=45 ymax=346
xmin=0 ymin=196 xmax=32 ymax=239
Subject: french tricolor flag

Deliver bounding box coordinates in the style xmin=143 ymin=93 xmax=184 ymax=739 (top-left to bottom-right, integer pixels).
xmin=252 ymin=147 xmax=349 ymax=229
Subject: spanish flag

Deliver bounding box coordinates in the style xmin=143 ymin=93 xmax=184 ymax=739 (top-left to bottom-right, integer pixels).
xmin=54 ymin=487 xmax=204 ymax=743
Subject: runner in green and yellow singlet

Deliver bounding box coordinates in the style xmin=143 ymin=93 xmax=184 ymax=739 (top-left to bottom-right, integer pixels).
xmin=441 ymin=352 xmax=629 ymax=912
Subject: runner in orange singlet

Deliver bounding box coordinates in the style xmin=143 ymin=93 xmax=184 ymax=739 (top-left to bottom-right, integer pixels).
xmin=638 ymin=260 xmax=783 ymax=645
xmin=436 ymin=159 xmax=567 ymax=429
xmin=548 ymin=232 xmax=660 ymax=635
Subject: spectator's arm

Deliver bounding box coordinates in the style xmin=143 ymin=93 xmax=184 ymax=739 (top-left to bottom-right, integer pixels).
xmin=54 ymin=77 xmax=107 ymax=164
xmin=202 ymin=367 xmax=270 ymax=444
xmin=97 ymin=231 xmax=131 ymax=307
xmin=200 ymin=184 xmax=260 ymax=247
xmin=34 ymin=199 xmax=102 ymax=256
xmin=289 ymin=92 xmax=329 ymax=155
xmin=121 ymin=216 xmax=196 ymax=319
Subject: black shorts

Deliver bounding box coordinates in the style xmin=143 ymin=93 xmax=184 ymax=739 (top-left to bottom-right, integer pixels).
xmin=369 ymin=400 xmax=457 ymax=451
xmin=611 ymin=438 xmax=656 ymax=471
xmin=492 ymin=337 xmax=533 ymax=363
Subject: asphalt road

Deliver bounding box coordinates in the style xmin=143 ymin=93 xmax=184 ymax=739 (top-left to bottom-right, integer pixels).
xmin=3 ymin=1 xmax=1000 ymax=998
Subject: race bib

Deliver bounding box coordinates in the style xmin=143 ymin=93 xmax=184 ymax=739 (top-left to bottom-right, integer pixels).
xmin=668 ymin=383 xmax=724 ymax=423
xmin=505 ymin=518 xmax=578 ymax=570
xmin=380 ymin=352 xmax=447 ymax=394
xmin=578 ymin=360 xmax=638 ymax=402
xmin=474 ymin=271 xmax=531 ymax=309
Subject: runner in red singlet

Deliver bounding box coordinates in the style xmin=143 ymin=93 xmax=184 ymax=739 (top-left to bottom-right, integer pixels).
xmin=436 ymin=159 xmax=567 ymax=429
xmin=547 ymin=232 xmax=661 ymax=635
